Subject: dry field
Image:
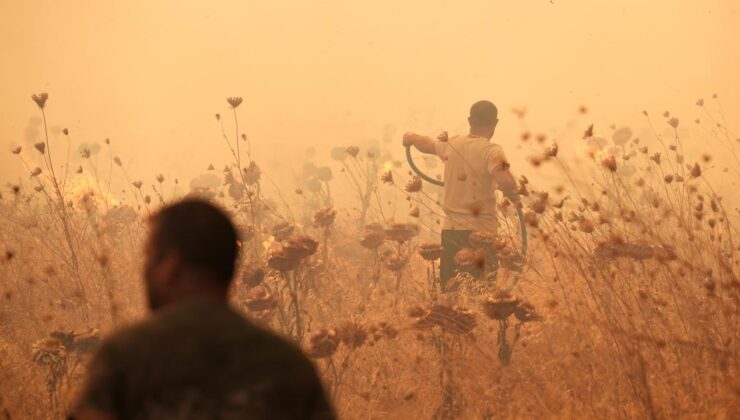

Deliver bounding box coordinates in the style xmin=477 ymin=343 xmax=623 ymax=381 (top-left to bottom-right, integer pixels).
xmin=1 ymin=94 xmax=738 ymax=419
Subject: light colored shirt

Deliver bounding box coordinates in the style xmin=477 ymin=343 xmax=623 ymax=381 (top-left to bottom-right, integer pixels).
xmin=434 ymin=134 xmax=508 ymax=232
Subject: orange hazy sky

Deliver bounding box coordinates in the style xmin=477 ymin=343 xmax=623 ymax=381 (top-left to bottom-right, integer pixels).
xmin=1 ymin=0 xmax=738 ymax=187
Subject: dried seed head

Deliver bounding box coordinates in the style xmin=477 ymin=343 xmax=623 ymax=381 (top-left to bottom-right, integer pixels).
xmin=499 ymin=248 xmax=526 ymax=271
xmin=410 ymin=304 xmax=477 ymax=335
xmin=31 ymin=93 xmax=49 ymax=109
xmin=529 ymin=155 xmax=544 ymax=167
xmin=384 ymin=223 xmax=419 ymax=243
xmin=226 ymin=97 xmax=243 ymax=108
xmin=690 ymin=163 xmax=702 ymax=178
xmin=578 ymin=219 xmax=595 ymax=233
xmin=405 ymin=176 xmax=422 ymax=193
xmin=306 ymin=328 xmax=339 ymax=359
xmin=32 ymin=338 xmax=66 ymax=366
xmin=271 ymin=222 xmax=294 ymax=241
xmin=244 ymin=286 xmax=275 ymax=312
xmin=601 ymin=155 xmax=617 ymax=172
xmin=544 ymin=143 xmax=559 ymax=158
xmin=529 ymin=192 xmax=549 ymax=214
xmin=360 ymin=231 xmax=385 ymax=249
xmin=267 ymin=247 xmax=300 ymax=272
xmin=312 ymin=207 xmax=337 ymax=227
xmin=469 ymin=231 xmax=506 ymax=251
xmin=283 ymin=235 xmax=319 ymax=260
xmin=482 ymin=291 xmax=520 ymax=320
xmin=514 ymin=301 xmax=541 ymax=323
xmin=454 ymin=248 xmax=485 ymax=269
xmin=379 ymin=322 xmax=398 ymax=339
xmin=34 ymin=142 xmax=46 ymax=154
xmin=345 ymin=146 xmax=360 ymax=158
xmin=243 ymin=161 xmax=261 ymax=185
xmin=337 ymin=322 xmax=368 ymax=349
xmin=380 ymin=170 xmax=393 ymax=184
xmin=582 ymin=124 xmax=594 ymax=139
xmin=418 ymin=242 xmax=443 ymax=261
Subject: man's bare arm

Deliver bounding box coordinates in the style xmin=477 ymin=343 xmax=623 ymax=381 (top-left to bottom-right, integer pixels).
xmin=492 ymin=165 xmax=520 ymax=203
xmin=402 ymin=132 xmax=437 ymax=155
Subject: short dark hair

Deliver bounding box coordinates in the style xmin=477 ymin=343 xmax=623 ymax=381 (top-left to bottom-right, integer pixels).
xmin=149 ymin=199 xmax=239 ymax=285
xmin=469 ymin=100 xmax=498 ymax=127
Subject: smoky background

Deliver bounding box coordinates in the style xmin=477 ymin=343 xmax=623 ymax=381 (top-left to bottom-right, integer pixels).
xmin=1 ymin=0 xmax=737 ymax=202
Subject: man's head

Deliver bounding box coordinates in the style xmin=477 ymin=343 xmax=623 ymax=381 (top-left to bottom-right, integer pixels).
xmin=144 ymin=199 xmax=239 ymax=310
xmin=468 ymin=100 xmax=499 ymax=139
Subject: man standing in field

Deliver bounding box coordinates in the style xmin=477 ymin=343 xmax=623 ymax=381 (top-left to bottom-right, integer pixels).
xmin=70 ymin=199 xmax=334 ymax=420
xmin=403 ymin=100 xmax=520 ymax=289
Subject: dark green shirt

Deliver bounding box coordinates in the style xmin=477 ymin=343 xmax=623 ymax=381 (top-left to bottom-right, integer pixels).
xmin=72 ymin=298 xmax=334 ymax=419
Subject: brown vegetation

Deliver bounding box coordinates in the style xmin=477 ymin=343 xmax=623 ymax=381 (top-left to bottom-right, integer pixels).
xmin=0 ymin=94 xmax=738 ymax=418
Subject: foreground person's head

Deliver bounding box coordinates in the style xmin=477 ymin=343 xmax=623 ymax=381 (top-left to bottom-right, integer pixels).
xmin=468 ymin=100 xmax=499 ymax=139
xmin=144 ymin=198 xmax=239 ymax=310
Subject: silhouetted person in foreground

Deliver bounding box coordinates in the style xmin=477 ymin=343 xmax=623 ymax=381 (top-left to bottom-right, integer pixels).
xmin=403 ymin=100 xmax=520 ymax=290
xmin=70 ymin=199 xmax=334 ymax=420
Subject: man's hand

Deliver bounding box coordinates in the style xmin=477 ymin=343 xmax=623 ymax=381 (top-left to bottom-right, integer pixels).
xmin=403 ymin=132 xmax=423 ymax=147
xmin=492 ymin=166 xmax=519 ymax=201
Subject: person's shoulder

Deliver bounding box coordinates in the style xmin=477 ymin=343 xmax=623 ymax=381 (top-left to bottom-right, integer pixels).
xmin=95 ymin=302 xmax=200 ymax=351
xmin=448 ymin=134 xmax=468 ymax=143
xmin=241 ymin=321 xmax=313 ymax=363
xmin=486 ymin=142 xmax=505 ymax=153
xmin=97 ymin=316 xmax=160 ymax=354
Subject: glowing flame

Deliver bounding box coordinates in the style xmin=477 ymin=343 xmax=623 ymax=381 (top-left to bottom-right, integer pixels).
xmin=383 ymin=161 xmax=393 ymax=172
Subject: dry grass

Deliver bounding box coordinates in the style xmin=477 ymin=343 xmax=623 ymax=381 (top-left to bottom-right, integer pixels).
xmin=1 ymin=94 xmax=738 ymax=419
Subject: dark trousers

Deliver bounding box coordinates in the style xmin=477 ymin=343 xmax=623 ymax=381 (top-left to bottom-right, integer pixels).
xmin=440 ymin=229 xmax=498 ymax=291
